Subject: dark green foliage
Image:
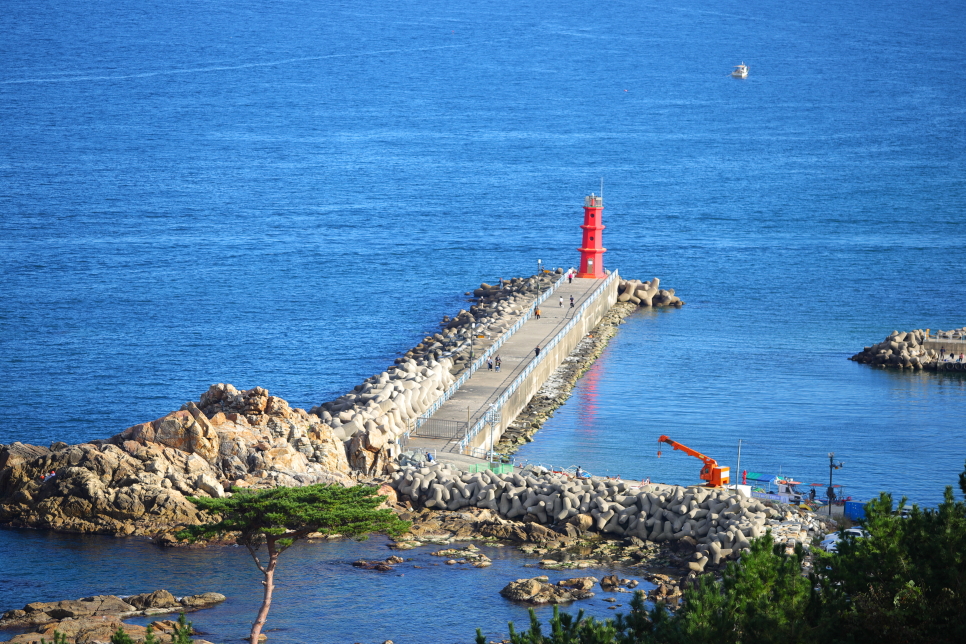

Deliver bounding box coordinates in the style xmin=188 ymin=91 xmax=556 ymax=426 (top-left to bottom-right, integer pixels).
xmin=110 ymin=626 xmax=135 ymax=644
xmin=39 ymin=631 xmax=69 ymax=644
xmin=826 ymin=459 xmax=966 ymax=644
xmin=175 ymin=483 xmax=410 ymax=549
xmin=171 ymin=613 xmax=192 ymax=644
xmin=142 ymin=624 xmax=160 ymax=644
xmin=485 ymin=461 xmax=966 ymax=644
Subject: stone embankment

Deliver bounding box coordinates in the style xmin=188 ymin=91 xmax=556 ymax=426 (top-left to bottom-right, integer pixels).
xmin=390 ymin=463 xmax=828 ymax=574
xmin=850 ymin=328 xmax=966 ymax=370
xmin=0 ymin=590 xmax=224 ymax=644
xmin=310 ymin=272 xmax=560 ymax=474
xmin=0 ymin=384 xmax=351 ymax=536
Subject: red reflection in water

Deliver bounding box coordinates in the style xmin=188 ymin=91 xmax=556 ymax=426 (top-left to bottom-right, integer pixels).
xmin=576 ymin=359 xmax=602 ymax=436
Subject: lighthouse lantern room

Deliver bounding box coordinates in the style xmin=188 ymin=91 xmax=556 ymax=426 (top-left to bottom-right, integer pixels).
xmin=576 ymin=193 xmax=606 ymax=279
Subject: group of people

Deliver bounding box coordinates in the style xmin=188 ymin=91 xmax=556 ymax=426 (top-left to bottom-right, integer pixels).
xmin=939 ymin=346 xmax=965 ymax=362
xmin=39 ymin=470 xmax=56 ymax=482
xmin=486 ymin=355 xmax=503 ymax=371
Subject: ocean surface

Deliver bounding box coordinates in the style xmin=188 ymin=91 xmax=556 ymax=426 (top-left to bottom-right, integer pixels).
xmin=1 ymin=0 xmax=965 ymax=641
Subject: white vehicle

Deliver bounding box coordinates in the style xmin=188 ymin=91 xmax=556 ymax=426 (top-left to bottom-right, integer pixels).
xmin=820 ymin=527 xmax=870 ymax=552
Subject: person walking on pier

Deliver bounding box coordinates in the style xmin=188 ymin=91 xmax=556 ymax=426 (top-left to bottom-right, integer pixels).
xmin=568 ymin=271 xmax=573 ymax=284
xmin=495 ymin=355 xmax=502 ymax=372
xmin=535 ymin=307 xmax=541 ymax=319
xmin=569 ymin=295 xmax=575 ymax=308
xmin=559 ymin=295 xmax=563 ymax=307
xmin=534 ymin=345 xmax=541 ymax=358
xmin=487 ymin=357 xmax=493 ymax=371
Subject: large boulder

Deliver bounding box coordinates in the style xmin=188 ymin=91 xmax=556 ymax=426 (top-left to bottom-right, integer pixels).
xmin=500 ymin=577 xmax=591 ymax=604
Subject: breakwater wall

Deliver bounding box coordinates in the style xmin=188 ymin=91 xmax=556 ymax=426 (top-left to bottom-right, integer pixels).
xmin=459 ymin=273 xmax=621 ymax=455
xmin=850 ymin=327 xmax=966 ymax=371
xmin=392 ymin=463 xmax=826 ymax=573
xmin=311 ymin=272 xmax=565 ymax=473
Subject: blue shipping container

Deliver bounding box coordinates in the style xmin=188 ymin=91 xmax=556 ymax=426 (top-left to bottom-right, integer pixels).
xmin=845 ymin=501 xmax=865 ymax=521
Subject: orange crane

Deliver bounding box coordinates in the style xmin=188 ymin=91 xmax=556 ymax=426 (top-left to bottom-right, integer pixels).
xmin=657 ymin=435 xmax=730 ymax=487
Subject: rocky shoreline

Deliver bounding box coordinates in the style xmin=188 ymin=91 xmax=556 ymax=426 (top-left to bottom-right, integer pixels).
xmin=0 ymin=590 xmax=224 ymax=644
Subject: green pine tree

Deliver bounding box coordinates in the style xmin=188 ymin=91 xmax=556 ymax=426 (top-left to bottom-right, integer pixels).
xmin=177 ymin=484 xmax=409 ymax=644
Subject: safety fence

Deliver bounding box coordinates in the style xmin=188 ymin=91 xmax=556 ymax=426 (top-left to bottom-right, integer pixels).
xmin=410 ymin=418 xmax=469 ymax=439
xmin=411 ymin=272 xmax=568 ymax=430
xmin=456 ymin=271 xmax=619 ymax=454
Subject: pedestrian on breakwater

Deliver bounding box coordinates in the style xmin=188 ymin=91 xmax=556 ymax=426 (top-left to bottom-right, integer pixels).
xmin=534 ymin=345 xmax=541 ymax=358
xmin=535 ymin=307 xmax=541 ymax=319
xmin=568 ymin=271 xmax=573 ymax=284
xmin=941 ymin=346 xmax=946 ymax=359
xmin=487 ymin=357 xmax=493 ymax=371
xmin=569 ymin=295 xmax=575 ymax=308
xmin=495 ymin=355 xmax=502 ymax=371
xmin=559 ymin=295 xmax=563 ymax=307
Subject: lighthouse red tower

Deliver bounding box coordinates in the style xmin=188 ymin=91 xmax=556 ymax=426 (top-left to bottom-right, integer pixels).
xmin=576 ymin=193 xmax=606 ymax=278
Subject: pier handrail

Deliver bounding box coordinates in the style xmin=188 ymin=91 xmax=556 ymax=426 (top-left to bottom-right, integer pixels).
xmin=457 ymin=271 xmax=619 ymax=453
xmin=412 ymin=271 xmax=569 ymax=428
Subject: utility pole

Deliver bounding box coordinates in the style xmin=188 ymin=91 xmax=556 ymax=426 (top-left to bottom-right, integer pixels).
xmin=735 ymin=439 xmax=742 ymax=489
xmin=828 ymin=452 xmax=844 ymax=517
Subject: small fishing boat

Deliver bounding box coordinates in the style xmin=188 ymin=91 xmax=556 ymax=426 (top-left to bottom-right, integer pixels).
xmin=732 ymin=62 xmax=748 ymax=78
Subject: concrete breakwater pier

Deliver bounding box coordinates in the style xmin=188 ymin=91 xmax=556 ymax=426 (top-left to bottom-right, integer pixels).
xmin=850 ymin=327 xmax=966 ymax=371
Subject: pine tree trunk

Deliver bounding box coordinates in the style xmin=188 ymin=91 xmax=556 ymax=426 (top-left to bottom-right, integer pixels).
xmin=250 ymin=540 xmax=278 ymax=644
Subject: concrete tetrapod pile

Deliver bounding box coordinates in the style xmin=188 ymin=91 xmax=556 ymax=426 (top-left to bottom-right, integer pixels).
xmin=392 ymin=463 xmax=786 ymax=572
xmin=310 ymin=272 xmax=561 ymax=474
xmin=616 ymin=277 xmax=684 ymax=308
xmin=850 ymin=328 xmax=965 ymax=370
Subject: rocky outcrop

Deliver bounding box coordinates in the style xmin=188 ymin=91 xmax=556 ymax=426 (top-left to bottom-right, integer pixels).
xmin=616 ymin=278 xmax=684 ymax=308
xmin=0 ymin=591 xmax=225 ymax=629
xmin=500 ymin=576 xmax=595 ymax=604
xmin=0 ymin=385 xmax=351 ymax=535
xmin=312 ymin=272 xmax=562 ymax=476
xmin=850 ymin=328 xmax=966 ymax=371
xmin=392 ymin=463 xmax=812 ymax=568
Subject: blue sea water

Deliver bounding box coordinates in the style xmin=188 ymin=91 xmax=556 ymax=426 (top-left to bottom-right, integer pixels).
xmin=1 ymin=0 xmax=965 ymax=641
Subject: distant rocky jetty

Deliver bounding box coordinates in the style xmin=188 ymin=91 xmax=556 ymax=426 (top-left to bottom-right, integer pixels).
xmin=850 ymin=327 xmax=966 ymax=370
xmin=0 ymin=590 xmax=224 ymax=644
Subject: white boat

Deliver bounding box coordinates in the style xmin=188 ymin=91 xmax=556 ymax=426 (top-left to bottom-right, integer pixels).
xmin=732 ymin=62 xmax=748 ymax=78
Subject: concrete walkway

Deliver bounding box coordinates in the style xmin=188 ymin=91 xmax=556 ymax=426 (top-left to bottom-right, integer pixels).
xmin=409 ymin=276 xmax=607 ymax=456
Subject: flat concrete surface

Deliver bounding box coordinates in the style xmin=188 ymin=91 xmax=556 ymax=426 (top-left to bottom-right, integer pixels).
xmin=409 ymin=276 xmax=607 ymax=454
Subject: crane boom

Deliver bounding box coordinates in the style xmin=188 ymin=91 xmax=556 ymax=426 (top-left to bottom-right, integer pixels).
xmin=658 ymin=435 xmax=730 ymax=487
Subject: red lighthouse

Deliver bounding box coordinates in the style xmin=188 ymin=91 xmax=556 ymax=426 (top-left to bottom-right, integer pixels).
xmin=576 ymin=193 xmax=606 ymax=278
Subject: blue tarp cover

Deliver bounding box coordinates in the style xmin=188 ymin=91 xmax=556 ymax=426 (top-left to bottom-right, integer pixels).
xmin=744 ymin=472 xmax=777 ymax=483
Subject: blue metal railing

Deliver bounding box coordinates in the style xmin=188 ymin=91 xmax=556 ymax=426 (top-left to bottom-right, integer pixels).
xmin=457 ymin=271 xmax=618 ymax=453
xmin=412 ymin=273 xmax=568 ymax=428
